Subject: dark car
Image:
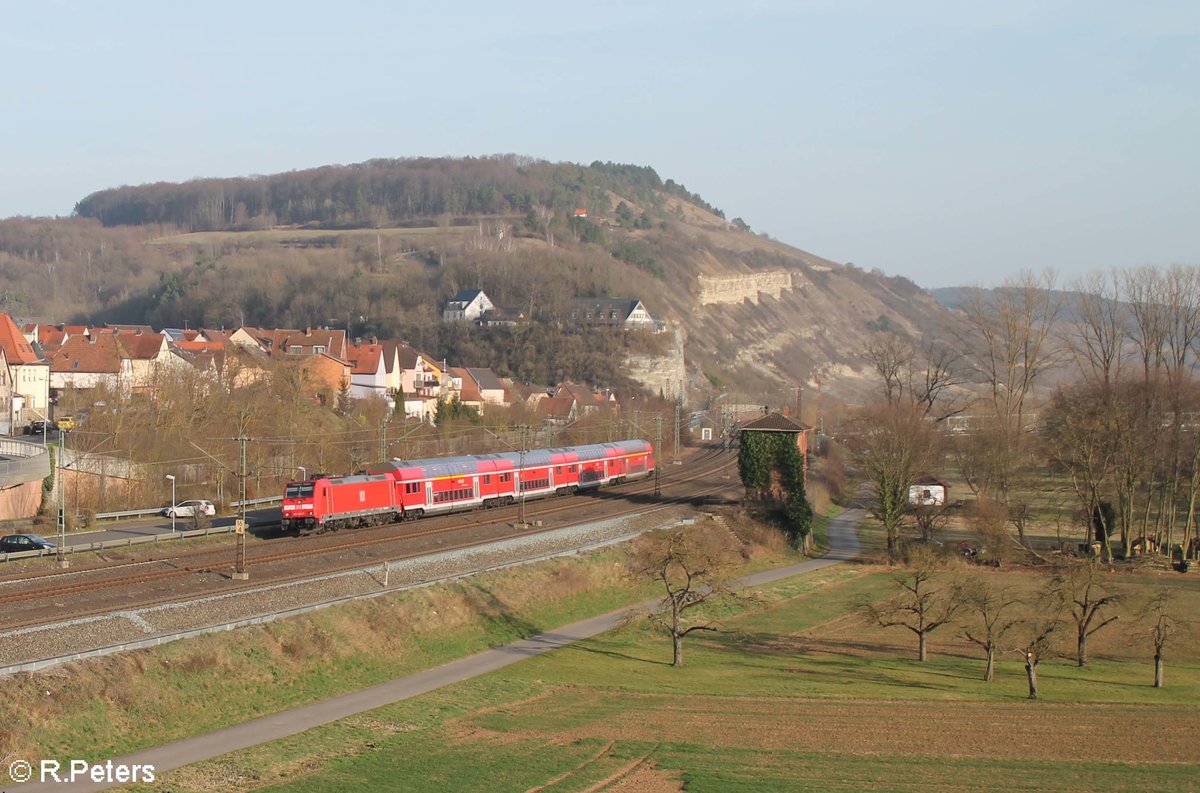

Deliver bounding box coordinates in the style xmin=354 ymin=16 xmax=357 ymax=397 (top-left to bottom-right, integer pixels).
xmin=0 ymin=533 xmax=57 ymax=553
xmin=26 ymin=420 xmax=50 ymax=435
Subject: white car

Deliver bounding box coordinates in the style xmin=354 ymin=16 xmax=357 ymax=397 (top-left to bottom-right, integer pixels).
xmin=163 ymin=499 xmax=216 ymax=518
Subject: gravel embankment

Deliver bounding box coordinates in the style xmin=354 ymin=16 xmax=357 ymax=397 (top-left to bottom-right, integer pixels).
xmin=0 ymin=506 xmax=697 ymax=671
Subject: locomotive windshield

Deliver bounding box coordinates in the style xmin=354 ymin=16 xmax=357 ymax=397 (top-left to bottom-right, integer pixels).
xmin=286 ymin=483 xmax=314 ymax=498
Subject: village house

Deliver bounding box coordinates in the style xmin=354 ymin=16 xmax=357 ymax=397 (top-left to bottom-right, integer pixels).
xmin=909 ymin=476 xmax=950 ymax=507
xmin=445 ymin=367 xmax=486 ymax=414
xmin=298 ymin=353 xmax=352 ymax=406
xmin=112 ymin=329 xmax=191 ymax=396
xmin=738 ymin=411 xmax=812 ymax=479
xmin=464 ymin=368 xmax=507 ymax=406
xmin=49 ymin=334 xmax=135 ymax=396
xmin=22 ymin=323 xmax=90 ymax=357
xmin=551 ymin=382 xmax=612 ymax=415
xmin=391 ymin=344 xmax=441 ymax=422
xmin=442 ymin=289 xmax=495 ymax=322
xmin=567 ymin=298 xmax=660 ymax=331
xmin=0 ymin=348 xmax=12 ymax=435
xmin=0 ymin=312 xmax=50 ymax=427
xmin=347 ymin=342 xmax=395 ymax=403
xmin=230 ymin=326 xmax=349 ymax=359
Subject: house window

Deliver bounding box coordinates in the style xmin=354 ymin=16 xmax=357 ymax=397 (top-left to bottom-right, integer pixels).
xmin=611 ymin=311 xmax=619 ymax=319
xmin=585 ymin=312 xmax=592 ymax=320
xmin=314 ymin=345 xmax=325 ymax=354
xmin=291 ymin=345 xmax=303 ymax=353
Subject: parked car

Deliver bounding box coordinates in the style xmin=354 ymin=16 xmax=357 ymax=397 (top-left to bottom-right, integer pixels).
xmin=25 ymin=420 xmax=49 ymax=435
xmin=0 ymin=533 xmax=57 ymax=553
xmin=162 ymin=499 xmax=216 ymax=518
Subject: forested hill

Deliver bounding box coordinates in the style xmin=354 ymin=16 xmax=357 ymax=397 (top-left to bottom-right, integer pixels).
xmin=74 ymin=156 xmax=730 ymax=232
xmin=1 ymin=156 xmax=956 ymax=398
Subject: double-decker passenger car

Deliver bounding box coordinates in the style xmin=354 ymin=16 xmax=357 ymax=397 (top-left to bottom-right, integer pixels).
xmin=280 ymin=439 xmax=654 ymax=534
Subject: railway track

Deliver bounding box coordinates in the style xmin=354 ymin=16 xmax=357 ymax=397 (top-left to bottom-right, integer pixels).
xmin=0 ymin=448 xmax=736 ymax=629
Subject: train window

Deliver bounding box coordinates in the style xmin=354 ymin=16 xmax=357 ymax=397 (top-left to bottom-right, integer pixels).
xmin=555 ymin=466 xmax=562 ymax=474
xmin=500 ymin=472 xmax=512 ymax=483
xmin=570 ymin=465 xmax=577 ymax=473
xmin=286 ymin=483 xmax=314 ymax=498
xmin=484 ymin=475 xmax=491 ymax=484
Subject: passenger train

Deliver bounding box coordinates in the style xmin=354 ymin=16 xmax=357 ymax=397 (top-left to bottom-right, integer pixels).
xmin=281 ymin=439 xmax=655 ymax=535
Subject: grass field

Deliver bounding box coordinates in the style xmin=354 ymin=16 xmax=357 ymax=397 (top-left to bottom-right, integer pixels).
xmin=124 ymin=562 xmax=1200 ymax=792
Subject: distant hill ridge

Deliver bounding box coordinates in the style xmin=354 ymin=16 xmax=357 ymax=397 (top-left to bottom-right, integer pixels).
xmin=0 ymin=156 xmax=972 ymax=400
xmin=73 ymin=156 xmax=727 ymax=232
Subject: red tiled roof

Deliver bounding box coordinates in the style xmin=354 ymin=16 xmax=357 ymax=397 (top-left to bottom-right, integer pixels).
xmin=537 ymin=395 xmax=575 ymax=419
xmin=350 ymin=344 xmax=384 ymax=375
xmin=177 ymin=340 xmax=224 ymax=353
xmin=51 ymin=335 xmax=124 ymax=373
xmin=114 ymin=330 xmax=167 ymax=360
xmin=0 ymin=313 xmax=43 ymax=365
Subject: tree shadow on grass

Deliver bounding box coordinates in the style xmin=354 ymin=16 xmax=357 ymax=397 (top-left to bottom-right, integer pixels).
xmin=461 ymin=581 xmax=541 ymax=642
xmin=697 ymin=630 xmax=988 ymax=690
xmin=563 ymin=638 xmax=675 ymax=666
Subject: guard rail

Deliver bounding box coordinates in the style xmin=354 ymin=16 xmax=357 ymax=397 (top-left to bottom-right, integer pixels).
xmin=93 ymin=495 xmax=283 ymax=522
xmin=0 ymin=513 xmax=279 ymax=562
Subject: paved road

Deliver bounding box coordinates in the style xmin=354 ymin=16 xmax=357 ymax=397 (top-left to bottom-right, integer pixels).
xmin=2 ymin=508 xmax=282 ymax=554
xmin=10 ymin=508 xmax=864 ymax=792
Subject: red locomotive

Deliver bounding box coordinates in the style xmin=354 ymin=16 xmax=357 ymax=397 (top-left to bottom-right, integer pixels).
xmin=281 ymin=439 xmax=655 ymax=534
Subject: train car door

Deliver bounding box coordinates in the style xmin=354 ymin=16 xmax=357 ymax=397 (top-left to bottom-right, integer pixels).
xmin=425 ymin=481 xmax=433 ymax=506
xmin=473 ymin=476 xmax=480 ymax=502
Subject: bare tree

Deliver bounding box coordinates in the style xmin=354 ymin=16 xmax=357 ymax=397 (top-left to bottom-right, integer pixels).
xmin=913 ymin=339 xmax=970 ymax=422
xmin=1064 ymin=270 xmax=1128 ymax=389
xmin=911 ymin=504 xmax=949 ymax=542
xmin=865 ymin=332 xmax=914 ymax=406
xmin=1041 ymin=383 xmax=1117 ymax=560
xmin=632 ymin=526 xmax=743 ymax=667
xmin=959 ymin=576 xmax=1022 ymax=682
xmin=1054 ymin=562 xmax=1121 ymax=667
xmin=864 ymin=333 xmax=968 ymax=421
xmin=850 ymin=403 xmax=944 ymax=563
xmin=956 ymin=270 xmax=1062 ymax=510
xmin=860 ymin=551 xmax=965 ymax=661
xmin=1012 ymin=611 xmax=1062 ymax=700
xmin=1132 ymin=589 xmax=1184 ymax=688
xmin=959 ymin=269 xmax=1063 ymax=436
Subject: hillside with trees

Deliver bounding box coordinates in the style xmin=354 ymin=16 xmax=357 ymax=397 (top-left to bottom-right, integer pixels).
xmin=2 ymin=156 xmax=960 ymax=398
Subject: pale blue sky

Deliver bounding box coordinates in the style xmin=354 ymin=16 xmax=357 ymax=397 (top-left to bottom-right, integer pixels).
xmin=1 ymin=1 xmax=1196 ymax=288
